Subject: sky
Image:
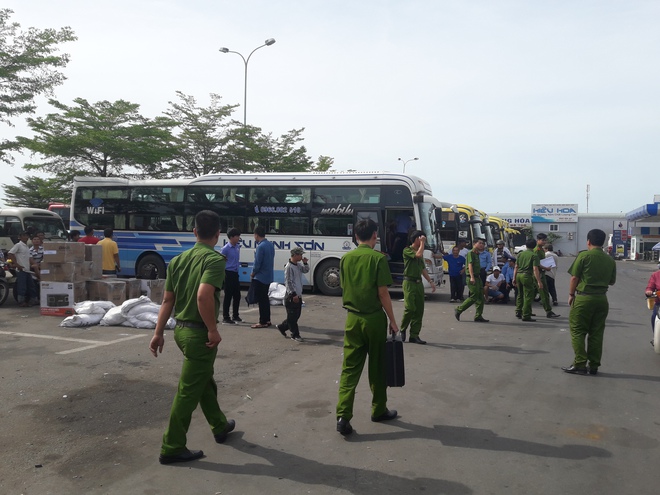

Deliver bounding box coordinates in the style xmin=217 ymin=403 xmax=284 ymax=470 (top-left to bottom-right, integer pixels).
xmin=1 ymin=0 xmax=659 ymax=215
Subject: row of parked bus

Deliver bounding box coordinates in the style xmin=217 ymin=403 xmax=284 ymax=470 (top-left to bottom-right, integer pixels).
xmin=439 ymin=204 xmax=522 ymax=254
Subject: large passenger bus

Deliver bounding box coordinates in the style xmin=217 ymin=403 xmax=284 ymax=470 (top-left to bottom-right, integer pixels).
xmin=70 ymin=173 xmax=445 ymax=295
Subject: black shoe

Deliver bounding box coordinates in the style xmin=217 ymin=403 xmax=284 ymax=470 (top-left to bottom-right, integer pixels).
xmin=522 ymin=318 xmax=536 ymax=322
xmin=515 ymin=312 xmax=522 ymax=319
xmin=291 ymin=335 xmax=304 ymax=342
xmin=588 ymin=367 xmax=598 ymax=375
xmin=547 ymin=311 xmax=560 ymax=318
xmin=232 ymin=316 xmax=243 ymax=322
xmin=222 ymin=318 xmax=236 ymax=324
xmin=214 ymin=419 xmax=236 ymax=444
xmin=159 ymin=449 xmax=204 ymax=465
xmin=409 ymin=337 xmax=427 ymax=345
xmin=401 ymin=330 xmax=406 ymax=342
xmin=553 ymin=301 xmax=558 ymax=306
xmin=276 ymin=324 xmax=287 ymax=337
xmin=371 ymin=409 xmax=398 ymax=422
xmin=454 ymin=309 xmax=461 ymax=321
xmin=337 ymin=417 xmax=353 ymax=435
xmin=561 ymin=364 xmax=588 ymax=375
xmin=474 ymin=317 xmax=489 ymax=323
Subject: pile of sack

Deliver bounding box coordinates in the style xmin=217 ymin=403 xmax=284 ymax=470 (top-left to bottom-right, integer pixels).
xmin=59 ymin=296 xmax=176 ymax=329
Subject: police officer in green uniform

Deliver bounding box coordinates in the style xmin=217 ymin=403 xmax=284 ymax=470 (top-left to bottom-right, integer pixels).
xmin=534 ymin=233 xmax=560 ymax=318
xmin=513 ymin=238 xmax=543 ymax=321
xmin=562 ymin=229 xmax=616 ymax=375
xmin=336 ymin=219 xmax=399 ymax=436
xmin=150 ymin=210 xmax=235 ymax=464
xmin=455 ymin=237 xmax=489 ymax=322
xmin=400 ymin=230 xmax=436 ymax=344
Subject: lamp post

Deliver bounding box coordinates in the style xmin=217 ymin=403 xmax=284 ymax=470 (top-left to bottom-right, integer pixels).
xmin=398 ymin=157 xmax=419 ymax=173
xmin=219 ymin=38 xmax=276 ymax=125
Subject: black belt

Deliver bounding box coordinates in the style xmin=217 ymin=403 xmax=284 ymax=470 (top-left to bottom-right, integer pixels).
xmin=404 ymin=276 xmax=422 ymax=283
xmin=576 ymin=290 xmax=606 ymax=296
xmin=177 ymin=321 xmax=206 ymax=329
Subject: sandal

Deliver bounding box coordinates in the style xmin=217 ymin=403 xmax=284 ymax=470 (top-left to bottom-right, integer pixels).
xmin=251 ymin=323 xmax=271 ymax=328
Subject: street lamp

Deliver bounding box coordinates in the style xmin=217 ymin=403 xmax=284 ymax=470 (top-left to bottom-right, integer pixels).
xmin=398 ymin=157 xmax=419 ymax=173
xmin=219 ymin=38 xmax=276 ymax=125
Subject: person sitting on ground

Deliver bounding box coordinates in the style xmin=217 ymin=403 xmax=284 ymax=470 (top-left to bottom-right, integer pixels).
xmin=485 ymin=266 xmax=506 ymax=303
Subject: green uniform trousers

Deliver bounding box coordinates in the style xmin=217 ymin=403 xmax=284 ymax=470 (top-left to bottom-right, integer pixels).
xmin=568 ymin=294 xmax=609 ymax=369
xmin=456 ymin=278 xmax=484 ymax=319
xmin=336 ymin=310 xmax=388 ymax=421
xmin=536 ymin=273 xmax=552 ymax=313
xmin=161 ymin=326 xmax=229 ymax=456
xmin=515 ymin=273 xmax=536 ymax=319
xmin=400 ymin=280 xmax=425 ymax=338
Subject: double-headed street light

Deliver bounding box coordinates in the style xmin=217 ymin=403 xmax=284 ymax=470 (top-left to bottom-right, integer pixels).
xmin=398 ymin=157 xmax=419 ymax=173
xmin=219 ymin=38 xmax=276 ymax=126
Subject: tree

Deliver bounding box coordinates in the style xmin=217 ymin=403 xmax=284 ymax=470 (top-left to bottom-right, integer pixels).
xmin=2 ymin=174 xmax=70 ymax=207
xmin=162 ymin=91 xmax=238 ymax=177
xmin=311 ymin=155 xmax=334 ymax=172
xmin=17 ymin=97 xmax=178 ymax=181
xmin=0 ymin=9 xmax=76 ymax=162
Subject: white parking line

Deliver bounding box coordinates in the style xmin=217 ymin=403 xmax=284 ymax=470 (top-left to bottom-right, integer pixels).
xmin=0 ymin=330 xmax=147 ymax=355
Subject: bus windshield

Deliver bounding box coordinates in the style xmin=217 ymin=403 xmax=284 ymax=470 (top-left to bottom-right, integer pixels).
xmin=418 ymin=202 xmax=439 ymax=251
xmin=24 ymin=216 xmax=68 ymax=240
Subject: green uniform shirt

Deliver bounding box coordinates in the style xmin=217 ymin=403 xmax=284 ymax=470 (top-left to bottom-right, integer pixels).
xmin=402 ymin=246 xmax=424 ymax=280
xmin=340 ymin=243 xmax=393 ymax=314
xmin=165 ymin=242 xmax=226 ymax=323
xmin=533 ymin=246 xmax=546 ymax=269
xmin=466 ymin=249 xmax=481 ymax=277
xmin=568 ymin=248 xmax=616 ymax=294
xmin=516 ymin=249 xmax=539 ymax=274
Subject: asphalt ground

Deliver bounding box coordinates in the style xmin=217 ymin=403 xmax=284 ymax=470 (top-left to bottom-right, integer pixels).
xmin=1 ymin=257 xmax=659 ymax=495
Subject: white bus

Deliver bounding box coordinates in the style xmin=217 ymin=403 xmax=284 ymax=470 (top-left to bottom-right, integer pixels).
xmin=70 ymin=173 xmax=445 ymax=295
xmin=0 ymin=207 xmax=68 ymax=251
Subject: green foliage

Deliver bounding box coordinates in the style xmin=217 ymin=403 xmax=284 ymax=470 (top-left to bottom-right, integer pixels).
xmin=0 ymin=9 xmax=76 ymax=162
xmin=2 ymin=174 xmax=71 ymax=207
xmin=17 ymin=98 xmax=178 ymax=180
xmin=311 ymin=155 xmax=334 ymax=172
xmin=163 ymin=91 xmax=238 ymax=177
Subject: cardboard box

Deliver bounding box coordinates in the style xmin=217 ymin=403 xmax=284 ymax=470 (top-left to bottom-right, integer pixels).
xmin=42 ymin=242 xmax=86 ymax=263
xmin=140 ymin=278 xmax=166 ymax=304
xmin=86 ymin=279 xmax=127 ymax=306
xmin=125 ymin=278 xmax=142 ymax=299
xmin=40 ymin=261 xmax=95 ymax=282
xmin=40 ymin=281 xmax=87 ymax=316
xmin=82 ymin=244 xmax=102 ymax=280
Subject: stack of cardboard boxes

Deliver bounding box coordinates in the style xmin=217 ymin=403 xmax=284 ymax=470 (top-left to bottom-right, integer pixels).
xmin=39 ymin=242 xmax=166 ymax=316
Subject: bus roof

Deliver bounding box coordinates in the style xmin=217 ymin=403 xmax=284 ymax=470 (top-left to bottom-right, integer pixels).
xmin=0 ymin=207 xmax=63 ymax=218
xmin=73 ymin=173 xmax=434 ymax=196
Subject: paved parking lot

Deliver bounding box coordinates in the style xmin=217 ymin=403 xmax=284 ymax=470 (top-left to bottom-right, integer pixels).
xmin=1 ymin=258 xmax=659 ymax=494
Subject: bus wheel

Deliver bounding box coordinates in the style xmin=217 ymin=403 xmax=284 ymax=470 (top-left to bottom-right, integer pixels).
xmin=137 ymin=254 xmax=166 ymax=279
xmin=315 ymin=259 xmax=341 ymax=296
xmin=0 ymin=280 xmax=8 ymax=306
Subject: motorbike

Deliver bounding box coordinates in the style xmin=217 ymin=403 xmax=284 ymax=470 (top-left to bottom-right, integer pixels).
xmin=0 ymin=259 xmax=18 ymax=306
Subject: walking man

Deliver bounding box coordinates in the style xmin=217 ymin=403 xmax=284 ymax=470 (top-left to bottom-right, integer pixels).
xmin=562 ymin=229 xmax=616 ymax=375
xmin=400 ymin=231 xmax=436 ymax=344
xmin=442 ymin=246 xmax=466 ymax=302
xmin=149 ymin=210 xmax=235 ymax=464
xmin=250 ymin=226 xmax=275 ymax=328
xmin=455 ymin=238 xmax=488 ymax=322
xmin=544 ymin=244 xmax=559 ymax=306
xmin=513 ymin=239 xmax=543 ymax=321
xmin=276 ymin=247 xmax=310 ymax=342
xmin=534 ymin=233 xmax=560 ymax=318
xmin=336 ymin=219 xmax=399 ymax=435
xmin=221 ymin=228 xmax=242 ymax=324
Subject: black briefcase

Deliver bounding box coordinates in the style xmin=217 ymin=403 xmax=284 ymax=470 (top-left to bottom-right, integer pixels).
xmin=385 ymin=333 xmax=405 ymax=387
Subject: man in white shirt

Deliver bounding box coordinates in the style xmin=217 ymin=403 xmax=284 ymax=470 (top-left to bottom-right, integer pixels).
xmin=544 ymin=244 xmax=560 ymax=306
xmin=7 ymin=231 xmax=38 ymax=307
xmin=484 ymin=266 xmax=506 ymax=303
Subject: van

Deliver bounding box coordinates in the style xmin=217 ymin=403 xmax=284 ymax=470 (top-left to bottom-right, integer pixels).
xmin=0 ymin=208 xmax=68 ymax=250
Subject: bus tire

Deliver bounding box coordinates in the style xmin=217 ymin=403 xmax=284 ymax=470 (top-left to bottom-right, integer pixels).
xmin=0 ymin=280 xmax=8 ymax=306
xmin=315 ymin=259 xmax=342 ymax=296
xmin=137 ymin=254 xmax=166 ymax=279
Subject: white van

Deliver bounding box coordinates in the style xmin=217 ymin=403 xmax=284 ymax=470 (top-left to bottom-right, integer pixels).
xmin=0 ymin=207 xmax=68 ymax=250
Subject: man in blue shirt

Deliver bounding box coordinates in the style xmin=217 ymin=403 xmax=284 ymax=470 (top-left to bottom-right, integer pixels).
xmin=221 ymin=228 xmax=242 ymax=324
xmin=478 ymin=248 xmax=492 ymax=285
xmin=250 ymin=226 xmax=275 ymax=328
xmin=442 ymin=246 xmax=466 ymax=302
xmin=501 ymin=257 xmax=516 ymax=303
